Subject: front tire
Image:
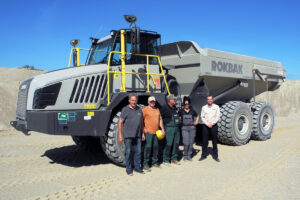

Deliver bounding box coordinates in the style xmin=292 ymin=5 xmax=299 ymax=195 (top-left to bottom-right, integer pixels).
xmin=217 ymin=101 xmax=253 ymax=145
xmin=251 ymin=101 xmax=275 ymax=141
xmin=100 ymin=112 xmax=125 ymax=166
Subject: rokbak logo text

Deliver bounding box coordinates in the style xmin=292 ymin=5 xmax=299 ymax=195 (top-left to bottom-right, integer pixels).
xmin=211 ymin=60 xmax=243 ymax=74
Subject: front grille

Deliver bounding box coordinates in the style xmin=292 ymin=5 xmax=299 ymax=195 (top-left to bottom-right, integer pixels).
xmin=16 ymin=78 xmax=32 ymax=120
xmin=33 ymin=82 xmax=62 ymax=109
xmin=69 ymin=74 xmax=107 ymax=103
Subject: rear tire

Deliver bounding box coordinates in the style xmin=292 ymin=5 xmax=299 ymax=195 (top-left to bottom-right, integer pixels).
xmin=217 ymin=101 xmax=253 ymax=145
xmin=251 ymin=101 xmax=274 ymax=140
xmin=100 ymin=112 xmax=125 ymax=166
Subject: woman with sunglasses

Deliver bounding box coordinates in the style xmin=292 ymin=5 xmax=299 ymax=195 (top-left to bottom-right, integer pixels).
xmin=178 ymin=97 xmax=199 ymax=161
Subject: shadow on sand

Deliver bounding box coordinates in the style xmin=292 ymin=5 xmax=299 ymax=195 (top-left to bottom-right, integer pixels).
xmin=41 ymin=145 xmax=112 ymax=167
xmin=41 ymin=129 xmax=218 ymax=168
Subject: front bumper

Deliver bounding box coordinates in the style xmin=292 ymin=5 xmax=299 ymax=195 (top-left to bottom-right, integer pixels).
xmin=11 ymin=109 xmax=112 ymax=137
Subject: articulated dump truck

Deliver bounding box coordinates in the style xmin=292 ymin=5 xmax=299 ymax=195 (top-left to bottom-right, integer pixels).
xmin=11 ymin=16 xmax=285 ymax=165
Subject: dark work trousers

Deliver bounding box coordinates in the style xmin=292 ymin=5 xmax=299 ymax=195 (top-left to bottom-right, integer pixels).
xmin=182 ymin=126 xmax=196 ymax=159
xmin=163 ymin=126 xmax=180 ymax=162
xmin=143 ymin=133 xmax=159 ymax=165
xmin=124 ymin=137 xmax=142 ymax=173
xmin=202 ymin=124 xmax=218 ymax=158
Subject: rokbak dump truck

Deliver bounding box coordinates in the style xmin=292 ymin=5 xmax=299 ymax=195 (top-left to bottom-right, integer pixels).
xmin=11 ymin=16 xmax=285 ymax=165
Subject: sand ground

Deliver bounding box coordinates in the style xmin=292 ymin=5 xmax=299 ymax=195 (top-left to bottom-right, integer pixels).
xmin=0 ymin=115 xmax=299 ymax=200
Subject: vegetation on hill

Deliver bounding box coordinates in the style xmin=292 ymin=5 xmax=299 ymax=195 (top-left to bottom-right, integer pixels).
xmin=21 ymin=65 xmax=36 ymax=70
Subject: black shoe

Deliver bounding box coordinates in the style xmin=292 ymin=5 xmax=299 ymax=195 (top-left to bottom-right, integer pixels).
xmin=152 ymin=163 xmax=161 ymax=168
xmin=198 ymin=156 xmax=206 ymax=161
xmin=214 ymin=157 xmax=220 ymax=162
xmin=143 ymin=163 xmax=151 ymax=172
xmin=134 ymin=168 xmax=145 ymax=174
xmin=126 ymin=170 xmax=133 ymax=176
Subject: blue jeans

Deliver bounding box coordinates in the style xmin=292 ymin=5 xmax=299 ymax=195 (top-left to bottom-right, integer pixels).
xmin=124 ymin=137 xmax=142 ymax=173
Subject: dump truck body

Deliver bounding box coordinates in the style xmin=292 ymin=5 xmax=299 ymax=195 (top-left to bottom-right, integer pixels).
xmin=159 ymin=41 xmax=285 ymax=105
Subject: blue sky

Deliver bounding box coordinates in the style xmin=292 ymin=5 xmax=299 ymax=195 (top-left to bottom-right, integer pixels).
xmin=1 ymin=0 xmax=299 ymax=79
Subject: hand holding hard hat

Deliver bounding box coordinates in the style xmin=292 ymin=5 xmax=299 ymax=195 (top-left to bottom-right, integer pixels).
xmin=156 ymin=129 xmax=165 ymax=140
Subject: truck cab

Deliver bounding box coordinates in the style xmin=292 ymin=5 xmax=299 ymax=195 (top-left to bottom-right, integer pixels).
xmin=87 ymin=30 xmax=161 ymax=66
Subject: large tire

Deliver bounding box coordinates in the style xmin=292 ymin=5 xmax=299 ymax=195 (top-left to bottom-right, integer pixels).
xmin=217 ymin=101 xmax=253 ymax=145
xmin=251 ymin=101 xmax=275 ymax=140
xmin=100 ymin=112 xmax=125 ymax=166
xmin=71 ymin=136 xmax=100 ymax=151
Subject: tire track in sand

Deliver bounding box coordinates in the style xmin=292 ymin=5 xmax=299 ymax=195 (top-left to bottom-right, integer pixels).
xmin=31 ymin=175 xmax=134 ymax=200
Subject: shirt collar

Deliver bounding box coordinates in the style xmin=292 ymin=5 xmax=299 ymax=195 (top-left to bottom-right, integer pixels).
xmin=128 ymin=105 xmax=139 ymax=110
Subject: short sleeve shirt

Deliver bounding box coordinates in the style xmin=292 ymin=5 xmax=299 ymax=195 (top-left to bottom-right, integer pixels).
xmin=120 ymin=105 xmax=143 ymax=138
xmin=142 ymin=106 xmax=162 ymax=134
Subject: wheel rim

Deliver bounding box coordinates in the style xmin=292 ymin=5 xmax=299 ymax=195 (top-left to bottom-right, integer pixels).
xmin=236 ymin=114 xmax=249 ymax=135
xmin=261 ymin=112 xmax=272 ymax=133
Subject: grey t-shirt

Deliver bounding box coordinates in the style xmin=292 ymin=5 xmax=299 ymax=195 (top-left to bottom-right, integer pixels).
xmin=120 ymin=105 xmax=143 ymax=138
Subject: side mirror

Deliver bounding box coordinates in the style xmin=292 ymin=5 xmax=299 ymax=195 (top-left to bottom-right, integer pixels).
xmin=70 ymin=39 xmax=80 ymax=47
xmin=124 ymin=15 xmax=137 ymax=24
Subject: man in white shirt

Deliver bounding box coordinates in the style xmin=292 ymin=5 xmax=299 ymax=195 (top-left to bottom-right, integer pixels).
xmin=199 ymin=96 xmax=221 ymax=162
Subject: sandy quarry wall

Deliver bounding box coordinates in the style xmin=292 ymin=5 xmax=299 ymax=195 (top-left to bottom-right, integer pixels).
xmin=255 ymin=80 xmax=300 ymax=116
xmin=0 ymin=67 xmax=299 ymax=130
xmin=0 ymin=67 xmax=44 ymax=130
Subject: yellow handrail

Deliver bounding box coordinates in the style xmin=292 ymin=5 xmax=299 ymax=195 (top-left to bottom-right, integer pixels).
xmin=120 ymin=30 xmax=126 ymax=92
xmin=146 ymin=55 xmax=150 ymax=92
xmin=106 ymin=50 xmax=170 ymax=105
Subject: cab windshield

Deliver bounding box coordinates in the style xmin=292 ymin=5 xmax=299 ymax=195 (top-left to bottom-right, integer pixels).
xmin=88 ymin=32 xmax=160 ymax=65
xmin=88 ymin=36 xmax=113 ymax=65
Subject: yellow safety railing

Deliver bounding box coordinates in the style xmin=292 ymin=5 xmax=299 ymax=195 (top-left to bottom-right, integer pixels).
xmin=106 ymin=51 xmax=171 ymax=105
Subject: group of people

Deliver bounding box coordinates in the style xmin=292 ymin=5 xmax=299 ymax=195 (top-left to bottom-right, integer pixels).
xmin=118 ymin=93 xmax=220 ymax=176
